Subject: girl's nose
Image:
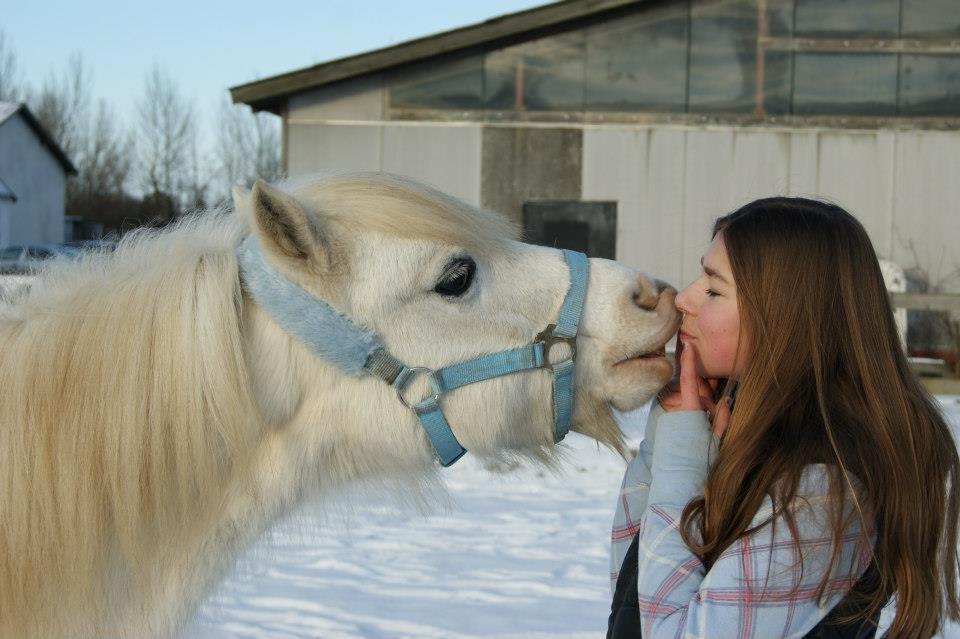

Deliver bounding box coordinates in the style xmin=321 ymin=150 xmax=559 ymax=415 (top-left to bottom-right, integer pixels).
xmin=675 ymin=284 xmax=693 ymax=315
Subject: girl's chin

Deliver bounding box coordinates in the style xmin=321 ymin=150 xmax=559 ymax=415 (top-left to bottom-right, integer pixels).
xmin=694 ymin=362 xmax=734 ymax=380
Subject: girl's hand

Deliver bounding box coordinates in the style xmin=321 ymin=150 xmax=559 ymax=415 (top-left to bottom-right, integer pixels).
xmin=658 ymin=338 xmax=732 ymax=436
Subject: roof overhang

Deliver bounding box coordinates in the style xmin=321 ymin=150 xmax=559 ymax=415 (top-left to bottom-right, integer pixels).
xmin=230 ymin=0 xmax=649 ymax=114
xmin=0 ymin=103 xmax=78 ymax=176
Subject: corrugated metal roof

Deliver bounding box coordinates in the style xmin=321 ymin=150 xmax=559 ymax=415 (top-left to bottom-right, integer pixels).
xmin=0 ymin=102 xmax=77 ymax=176
xmin=0 ymin=102 xmax=20 ymax=125
xmin=229 ymin=0 xmax=650 ymax=113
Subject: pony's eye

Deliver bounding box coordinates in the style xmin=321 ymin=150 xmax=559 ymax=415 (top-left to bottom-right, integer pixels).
xmin=434 ymin=257 xmax=476 ymax=297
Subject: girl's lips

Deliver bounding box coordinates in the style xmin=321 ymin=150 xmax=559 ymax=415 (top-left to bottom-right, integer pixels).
xmin=679 ymin=331 xmax=694 ymax=342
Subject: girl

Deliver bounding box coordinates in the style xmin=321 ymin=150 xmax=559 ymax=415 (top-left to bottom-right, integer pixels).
xmin=608 ymin=198 xmax=960 ymax=638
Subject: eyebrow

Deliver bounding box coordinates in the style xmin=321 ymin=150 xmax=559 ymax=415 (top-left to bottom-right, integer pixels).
xmin=700 ymin=257 xmax=730 ymax=285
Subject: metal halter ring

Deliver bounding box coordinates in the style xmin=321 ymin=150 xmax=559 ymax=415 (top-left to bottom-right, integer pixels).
xmin=394 ymin=366 xmax=444 ymax=411
xmin=535 ymin=323 xmax=577 ymax=370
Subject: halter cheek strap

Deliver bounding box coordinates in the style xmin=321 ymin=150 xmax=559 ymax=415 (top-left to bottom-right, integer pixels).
xmin=237 ymin=236 xmax=589 ymax=467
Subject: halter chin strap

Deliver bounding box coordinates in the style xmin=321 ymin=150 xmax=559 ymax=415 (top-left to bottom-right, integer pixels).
xmin=237 ymin=236 xmax=589 ymax=467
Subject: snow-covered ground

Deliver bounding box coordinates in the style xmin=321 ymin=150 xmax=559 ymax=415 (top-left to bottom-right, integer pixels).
xmin=185 ymin=397 xmax=960 ymax=639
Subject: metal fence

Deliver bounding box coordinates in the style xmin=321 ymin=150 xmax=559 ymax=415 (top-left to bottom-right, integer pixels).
xmin=892 ymin=293 xmax=960 ymax=313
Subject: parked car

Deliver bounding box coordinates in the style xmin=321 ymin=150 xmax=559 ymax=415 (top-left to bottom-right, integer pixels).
xmin=64 ymin=239 xmax=118 ymax=252
xmin=0 ymin=244 xmax=81 ymax=273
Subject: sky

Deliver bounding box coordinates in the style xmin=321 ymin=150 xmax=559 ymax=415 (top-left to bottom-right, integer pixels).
xmin=5 ymin=0 xmax=548 ymax=144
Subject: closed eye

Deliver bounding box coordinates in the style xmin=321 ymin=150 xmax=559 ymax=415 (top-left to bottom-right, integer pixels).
xmin=434 ymin=257 xmax=476 ymax=297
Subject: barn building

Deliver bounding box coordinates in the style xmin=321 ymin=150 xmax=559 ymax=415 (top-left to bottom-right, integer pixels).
xmin=0 ymin=102 xmax=76 ymax=248
xmin=230 ymin=0 xmax=959 ymax=292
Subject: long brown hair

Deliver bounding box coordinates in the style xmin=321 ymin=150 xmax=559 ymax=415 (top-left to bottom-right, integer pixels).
xmin=678 ymin=198 xmax=960 ymax=637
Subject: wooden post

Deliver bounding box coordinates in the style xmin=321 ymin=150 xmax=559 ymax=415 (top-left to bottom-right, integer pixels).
xmin=754 ymin=0 xmax=768 ymax=117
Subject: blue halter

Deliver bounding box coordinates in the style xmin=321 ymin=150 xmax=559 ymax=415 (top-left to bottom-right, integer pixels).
xmin=236 ymin=236 xmax=589 ymax=467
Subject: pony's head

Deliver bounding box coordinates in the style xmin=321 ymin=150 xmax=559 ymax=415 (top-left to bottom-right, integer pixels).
xmin=233 ymin=173 xmax=679 ymax=470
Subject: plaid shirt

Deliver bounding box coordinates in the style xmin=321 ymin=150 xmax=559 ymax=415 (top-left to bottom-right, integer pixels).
xmin=610 ymin=405 xmax=874 ymax=638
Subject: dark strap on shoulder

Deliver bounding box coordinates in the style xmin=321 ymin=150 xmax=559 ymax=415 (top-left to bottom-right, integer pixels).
xmin=802 ymin=562 xmax=883 ymax=638
xmin=608 ymin=530 xmax=883 ymax=639
xmin=607 ymin=529 xmax=641 ymax=639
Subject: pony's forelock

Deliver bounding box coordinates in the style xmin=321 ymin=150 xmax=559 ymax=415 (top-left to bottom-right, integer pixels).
xmin=284 ymin=172 xmax=519 ymax=259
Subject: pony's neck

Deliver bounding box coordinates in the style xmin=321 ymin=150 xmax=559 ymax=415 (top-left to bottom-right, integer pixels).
xmin=239 ymin=296 xmax=439 ymax=485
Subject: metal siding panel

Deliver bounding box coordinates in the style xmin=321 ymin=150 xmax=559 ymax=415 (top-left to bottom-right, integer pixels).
xmin=286 ymin=124 xmax=382 ymax=175
xmin=287 ymin=75 xmax=385 ymax=121
xmin=641 ymin=129 xmax=687 ymax=288
xmin=382 ymin=125 xmax=482 ymax=206
xmin=891 ymin=131 xmax=960 ymax=286
xmin=683 ymin=130 xmax=734 ymax=285
xmin=788 ymin=132 xmax=819 ymax=197
xmin=582 ymin=127 xmax=686 ymax=287
xmin=582 ymin=127 xmax=644 ymax=201
xmin=730 ymin=131 xmax=792 ymax=205
xmin=817 ymin=132 xmax=896 ymax=259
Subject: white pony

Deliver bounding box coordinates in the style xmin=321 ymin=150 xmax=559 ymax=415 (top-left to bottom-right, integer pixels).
xmin=0 ymin=173 xmax=679 ymax=638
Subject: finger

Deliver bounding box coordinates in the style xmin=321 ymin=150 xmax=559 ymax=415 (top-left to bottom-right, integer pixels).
xmin=659 ymin=395 xmax=682 ymax=411
xmin=656 ymin=383 xmax=683 ymax=410
xmin=678 ymin=342 xmax=702 ymax=410
xmin=697 ymin=376 xmax=715 ymax=406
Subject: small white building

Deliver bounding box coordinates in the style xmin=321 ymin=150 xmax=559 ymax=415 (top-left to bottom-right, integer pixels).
xmin=0 ymin=102 xmax=76 ymax=248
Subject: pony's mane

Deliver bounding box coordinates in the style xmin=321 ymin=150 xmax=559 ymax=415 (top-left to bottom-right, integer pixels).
xmin=0 ymin=211 xmax=263 ymax=632
xmin=287 ymin=172 xmax=520 ymax=256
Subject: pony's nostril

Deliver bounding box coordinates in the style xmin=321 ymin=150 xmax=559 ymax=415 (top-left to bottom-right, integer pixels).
xmin=654 ymin=279 xmax=675 ymax=296
xmin=633 ymin=276 xmax=660 ymax=311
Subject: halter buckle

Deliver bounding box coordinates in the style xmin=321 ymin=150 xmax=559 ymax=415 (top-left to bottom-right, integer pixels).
xmin=394 ymin=366 xmax=444 ymax=412
xmin=535 ymin=323 xmax=577 ymax=370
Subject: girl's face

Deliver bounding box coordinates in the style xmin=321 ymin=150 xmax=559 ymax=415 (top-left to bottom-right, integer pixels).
xmin=675 ymin=235 xmax=744 ymax=379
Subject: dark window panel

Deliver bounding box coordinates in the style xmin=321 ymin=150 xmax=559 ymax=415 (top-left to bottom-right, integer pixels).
xmin=389 ymin=55 xmax=483 ymax=109
xmin=900 ymin=54 xmax=960 ymax=116
xmin=758 ymin=51 xmax=793 ymax=115
xmin=795 ymin=0 xmax=900 ymax=38
xmin=689 ymin=0 xmax=793 ymax=114
xmin=765 ymin=0 xmax=795 ymax=37
xmin=523 ymin=200 xmax=617 ymax=259
xmin=690 ymin=0 xmax=758 ymax=113
xmin=793 ymin=53 xmax=899 ymax=116
xmin=484 ymin=31 xmax=586 ymax=111
xmin=584 ymin=4 xmax=690 ymax=112
xmin=483 ymin=47 xmax=520 ymax=110
xmin=542 ymin=220 xmax=592 ymax=254
xmin=902 ymin=0 xmax=960 ymax=38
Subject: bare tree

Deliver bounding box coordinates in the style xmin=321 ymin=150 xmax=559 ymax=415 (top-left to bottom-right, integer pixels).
xmin=183 ymin=134 xmax=212 ymax=212
xmin=31 ymin=53 xmax=91 ymax=163
xmin=75 ymin=99 xmax=132 ymax=197
xmin=0 ymin=30 xmax=22 ymax=102
xmin=215 ymin=96 xmax=281 ymax=197
xmin=63 ymin=99 xmax=142 ymax=236
xmin=135 ymin=64 xmax=195 ymax=220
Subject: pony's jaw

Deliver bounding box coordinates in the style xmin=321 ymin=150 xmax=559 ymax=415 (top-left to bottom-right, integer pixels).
xmin=574 ymin=260 xmax=680 ymax=415
xmin=600 ymin=292 xmax=679 ymax=412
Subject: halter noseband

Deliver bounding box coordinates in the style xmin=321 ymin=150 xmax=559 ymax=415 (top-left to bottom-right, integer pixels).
xmin=237 ymin=236 xmax=589 ymax=467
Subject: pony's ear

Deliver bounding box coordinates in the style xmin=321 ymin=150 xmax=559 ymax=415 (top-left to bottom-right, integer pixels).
xmin=232 ymin=184 xmax=250 ymax=210
xmin=249 ymin=179 xmax=318 ymax=261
